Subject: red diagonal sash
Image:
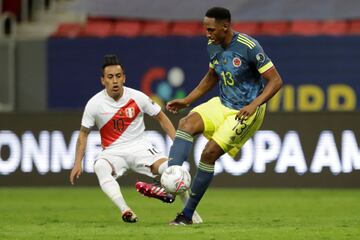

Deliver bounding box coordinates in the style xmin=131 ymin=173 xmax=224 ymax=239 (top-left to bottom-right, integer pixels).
xmin=100 ymin=99 xmax=141 ymax=148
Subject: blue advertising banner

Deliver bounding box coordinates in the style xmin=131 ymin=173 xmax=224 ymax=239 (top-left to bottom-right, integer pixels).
xmin=47 ymin=36 xmax=360 ymax=111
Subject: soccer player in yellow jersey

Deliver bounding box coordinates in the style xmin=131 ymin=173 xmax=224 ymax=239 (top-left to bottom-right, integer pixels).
xmin=167 ymin=7 xmax=283 ymax=225
xmin=137 ymin=7 xmax=283 ymax=225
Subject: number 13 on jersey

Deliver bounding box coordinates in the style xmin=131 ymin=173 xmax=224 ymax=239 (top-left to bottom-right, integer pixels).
xmin=221 ymin=71 xmax=234 ymax=86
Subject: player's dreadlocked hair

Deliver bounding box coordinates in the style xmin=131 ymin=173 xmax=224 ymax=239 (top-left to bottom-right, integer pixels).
xmin=205 ymin=7 xmax=231 ymax=22
xmin=102 ymin=54 xmax=125 ymax=74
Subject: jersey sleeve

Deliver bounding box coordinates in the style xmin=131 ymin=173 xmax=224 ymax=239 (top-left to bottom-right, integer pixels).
xmin=136 ymin=91 xmax=161 ymax=116
xmin=248 ymin=41 xmax=274 ymax=74
xmin=81 ymin=100 xmax=96 ymax=129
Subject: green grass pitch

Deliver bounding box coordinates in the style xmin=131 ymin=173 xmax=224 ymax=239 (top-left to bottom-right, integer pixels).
xmin=1 ymin=187 xmax=359 ymax=239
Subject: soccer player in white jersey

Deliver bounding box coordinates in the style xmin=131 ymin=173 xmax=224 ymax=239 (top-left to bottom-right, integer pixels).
xmin=69 ymin=54 xmax=177 ymax=223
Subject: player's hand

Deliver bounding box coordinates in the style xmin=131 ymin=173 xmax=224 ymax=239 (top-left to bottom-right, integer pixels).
xmin=69 ymin=163 xmax=82 ymax=185
xmin=166 ymin=99 xmax=189 ymax=114
xmin=235 ymin=103 xmax=258 ymax=121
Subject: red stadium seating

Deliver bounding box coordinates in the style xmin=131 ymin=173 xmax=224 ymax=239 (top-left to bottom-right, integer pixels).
xmin=258 ymin=21 xmax=291 ymax=36
xmin=319 ymin=20 xmax=349 ymax=35
xmin=81 ymin=20 xmax=113 ymax=37
xmin=232 ymin=22 xmax=260 ymax=35
xmin=113 ymin=20 xmax=143 ymax=37
xmin=171 ymin=21 xmax=203 ymax=36
xmin=2 ymin=0 xmax=22 ymax=21
xmin=289 ymin=21 xmax=322 ymax=36
xmin=349 ymin=20 xmax=360 ymax=34
xmin=52 ymin=23 xmax=83 ymax=37
xmin=142 ymin=21 xmax=171 ymax=37
xmin=52 ymin=17 xmax=360 ymax=38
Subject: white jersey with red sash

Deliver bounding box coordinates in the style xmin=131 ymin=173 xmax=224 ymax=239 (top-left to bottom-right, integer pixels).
xmin=81 ymin=87 xmax=161 ymax=150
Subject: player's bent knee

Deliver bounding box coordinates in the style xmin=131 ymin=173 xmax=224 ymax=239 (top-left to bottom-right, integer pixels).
xmin=200 ymin=149 xmax=222 ymax=165
xmin=200 ymin=152 xmax=217 ymax=165
xmin=150 ymin=158 xmax=167 ymax=175
xmin=178 ymin=113 xmax=203 ymax=134
xmin=94 ymin=159 xmax=114 ymax=186
xmin=94 ymin=159 xmax=113 ymax=176
xmin=178 ymin=117 xmax=190 ymax=129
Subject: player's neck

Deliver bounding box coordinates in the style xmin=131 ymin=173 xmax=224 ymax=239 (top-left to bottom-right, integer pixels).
xmin=106 ymin=88 xmax=123 ymax=101
xmin=221 ymin=30 xmax=234 ymax=49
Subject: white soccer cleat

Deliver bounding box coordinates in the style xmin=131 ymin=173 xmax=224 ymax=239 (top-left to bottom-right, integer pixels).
xmin=192 ymin=210 xmax=203 ymax=224
xmin=178 ymin=191 xmax=203 ymax=224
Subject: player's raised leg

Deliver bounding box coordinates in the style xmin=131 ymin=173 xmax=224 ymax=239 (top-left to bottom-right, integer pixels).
xmin=167 ymin=112 xmax=204 ymax=167
xmin=94 ymin=159 xmax=138 ymax=223
xmin=135 ymin=113 xmax=203 ymax=200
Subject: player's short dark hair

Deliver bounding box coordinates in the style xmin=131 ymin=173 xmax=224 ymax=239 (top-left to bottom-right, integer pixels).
xmin=102 ymin=54 xmax=125 ymax=74
xmin=205 ymin=7 xmax=231 ymax=22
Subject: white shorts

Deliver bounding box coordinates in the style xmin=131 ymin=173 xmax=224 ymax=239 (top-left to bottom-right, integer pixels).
xmin=94 ymin=138 xmax=166 ymax=179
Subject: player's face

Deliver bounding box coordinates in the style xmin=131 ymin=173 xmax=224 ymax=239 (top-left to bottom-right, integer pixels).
xmin=203 ymin=17 xmax=228 ymax=45
xmin=101 ymin=65 xmax=125 ymax=100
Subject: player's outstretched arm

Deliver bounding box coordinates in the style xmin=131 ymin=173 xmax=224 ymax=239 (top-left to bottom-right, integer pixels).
xmin=153 ymin=110 xmax=176 ymax=140
xmin=69 ymin=126 xmax=90 ymax=185
xmin=166 ymin=68 xmax=218 ymax=113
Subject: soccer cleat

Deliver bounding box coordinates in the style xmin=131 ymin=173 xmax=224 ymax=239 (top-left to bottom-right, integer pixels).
xmin=135 ymin=181 xmax=175 ymax=203
xmin=169 ymin=212 xmax=193 ymax=225
xmin=178 ymin=191 xmax=203 ymax=224
xmin=122 ymin=210 xmax=138 ymax=223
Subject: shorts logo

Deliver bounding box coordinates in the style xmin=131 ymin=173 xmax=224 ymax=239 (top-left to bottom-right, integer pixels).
xmin=232 ymin=57 xmax=242 ymax=67
xmin=125 ymin=107 xmax=135 ymax=118
xmin=256 ymin=53 xmax=265 ymax=62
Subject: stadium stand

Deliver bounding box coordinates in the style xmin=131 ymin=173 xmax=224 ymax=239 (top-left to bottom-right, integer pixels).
xmin=52 ymin=22 xmax=83 ymax=37
xmin=319 ymin=20 xmax=349 ymax=35
xmin=2 ymin=0 xmax=360 ymax=38
xmin=258 ymin=21 xmax=291 ymax=36
xmin=81 ymin=19 xmax=113 ymax=37
xmin=113 ymin=19 xmax=143 ymax=37
xmin=142 ymin=20 xmax=171 ymax=37
xmin=289 ymin=21 xmax=322 ymax=36
xmin=1 ymin=0 xmax=22 ymax=21
xmin=51 ymin=18 xmax=360 ymax=37
xmin=349 ymin=19 xmax=360 ymax=34
xmin=170 ymin=21 xmax=203 ymax=37
xmin=232 ymin=22 xmax=260 ymax=36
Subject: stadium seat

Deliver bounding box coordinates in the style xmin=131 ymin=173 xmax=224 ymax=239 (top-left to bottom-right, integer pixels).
xmin=113 ymin=20 xmax=143 ymax=37
xmin=289 ymin=21 xmax=321 ymax=36
xmin=232 ymin=22 xmax=260 ymax=36
xmin=170 ymin=21 xmax=203 ymax=36
xmin=141 ymin=21 xmax=171 ymax=37
xmin=319 ymin=20 xmax=349 ymax=35
xmin=2 ymin=0 xmax=22 ymax=21
xmin=258 ymin=21 xmax=291 ymax=36
xmin=349 ymin=20 xmax=360 ymax=35
xmin=82 ymin=20 xmax=113 ymax=37
xmin=52 ymin=23 xmax=83 ymax=37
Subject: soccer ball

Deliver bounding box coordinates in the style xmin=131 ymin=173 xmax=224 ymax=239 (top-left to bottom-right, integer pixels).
xmin=160 ymin=166 xmax=191 ymax=194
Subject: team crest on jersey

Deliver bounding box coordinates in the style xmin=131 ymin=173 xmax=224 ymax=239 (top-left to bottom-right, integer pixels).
xmin=125 ymin=107 xmax=135 ymax=118
xmin=232 ymin=57 xmax=242 ymax=67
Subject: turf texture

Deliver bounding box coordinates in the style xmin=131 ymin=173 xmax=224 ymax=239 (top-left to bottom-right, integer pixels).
xmin=0 ymin=187 xmax=359 ymax=239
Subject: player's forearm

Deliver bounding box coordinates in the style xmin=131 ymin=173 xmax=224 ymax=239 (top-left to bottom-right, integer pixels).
xmin=184 ymin=70 xmax=218 ymax=105
xmin=156 ymin=111 xmax=176 ymax=140
xmin=73 ymin=128 xmax=89 ymax=166
xmin=74 ymin=136 xmax=87 ymax=166
xmin=252 ymin=71 xmax=283 ymax=107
